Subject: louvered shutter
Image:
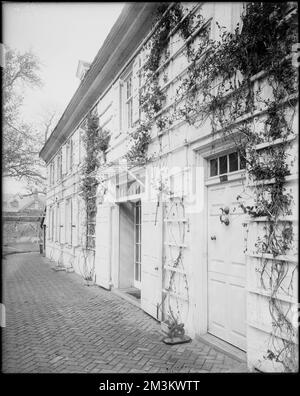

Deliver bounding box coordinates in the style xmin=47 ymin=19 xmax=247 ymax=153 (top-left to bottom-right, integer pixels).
xmin=62 ymin=145 xmax=67 ymax=175
xmin=60 ymin=201 xmax=65 ymax=244
xmin=70 ymin=138 xmax=74 ymax=171
xmin=72 ymin=197 xmax=78 ymax=246
xmin=73 ymin=131 xmax=79 ymax=167
xmin=132 ymin=55 xmax=140 ymax=124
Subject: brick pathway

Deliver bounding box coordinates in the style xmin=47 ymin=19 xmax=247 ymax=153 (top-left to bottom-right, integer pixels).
xmin=2 ymin=252 xmax=247 ymax=373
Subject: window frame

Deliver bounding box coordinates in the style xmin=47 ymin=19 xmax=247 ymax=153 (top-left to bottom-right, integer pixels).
xmin=208 ymin=150 xmax=246 ymax=178
xmin=120 ymin=70 xmax=133 ymax=132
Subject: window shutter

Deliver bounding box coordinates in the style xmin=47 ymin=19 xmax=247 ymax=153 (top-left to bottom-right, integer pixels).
xmin=60 ymin=201 xmax=65 ymax=244
xmin=132 ymin=55 xmax=140 ymax=125
xmin=73 ymin=131 xmax=80 ymax=167
xmin=47 ymin=165 xmax=51 ymax=187
xmin=62 ymin=145 xmax=67 ymax=175
xmin=70 ymin=139 xmax=74 ymax=171
xmin=72 ymin=197 xmax=78 ymax=246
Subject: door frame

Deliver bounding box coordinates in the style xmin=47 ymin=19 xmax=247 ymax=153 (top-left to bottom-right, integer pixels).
xmin=191 ymin=135 xmax=247 ymax=341
xmin=133 ymin=200 xmax=142 ymax=289
xmin=205 ymin=157 xmax=246 ymax=349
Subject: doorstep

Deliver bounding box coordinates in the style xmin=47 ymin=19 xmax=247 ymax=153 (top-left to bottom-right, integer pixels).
xmin=196 ymin=333 xmax=247 ymax=363
xmin=111 ymin=287 xmax=141 ymax=309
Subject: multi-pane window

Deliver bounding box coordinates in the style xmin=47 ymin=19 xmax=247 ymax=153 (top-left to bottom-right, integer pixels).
xmin=209 ymin=151 xmax=246 ymax=177
xmin=57 ymin=150 xmax=62 ymax=181
xmin=49 ymin=163 xmax=53 ymax=185
xmin=126 ymin=74 xmax=133 ymax=129
xmin=49 ymin=161 xmax=55 ymax=185
xmin=120 ymin=72 xmax=133 ymax=132
xmin=66 ymin=139 xmax=73 ymax=173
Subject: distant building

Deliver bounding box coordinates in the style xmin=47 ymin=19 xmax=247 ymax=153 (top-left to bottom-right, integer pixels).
xmin=3 ymin=191 xmax=45 ymax=243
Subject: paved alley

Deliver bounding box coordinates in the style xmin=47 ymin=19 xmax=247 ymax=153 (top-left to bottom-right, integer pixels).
xmin=2 ymin=252 xmax=247 ymax=373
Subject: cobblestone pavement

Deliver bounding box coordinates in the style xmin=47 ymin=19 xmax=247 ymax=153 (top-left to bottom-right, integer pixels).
xmin=3 ymin=241 xmax=39 ymax=256
xmin=2 ymin=252 xmax=247 ymax=373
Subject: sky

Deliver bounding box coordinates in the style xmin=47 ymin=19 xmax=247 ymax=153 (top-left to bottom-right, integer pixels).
xmin=2 ymin=2 xmax=124 ymax=194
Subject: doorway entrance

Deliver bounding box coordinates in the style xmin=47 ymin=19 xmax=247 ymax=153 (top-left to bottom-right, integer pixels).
xmin=206 ymin=151 xmax=247 ymax=351
xmin=118 ymin=200 xmax=142 ymax=302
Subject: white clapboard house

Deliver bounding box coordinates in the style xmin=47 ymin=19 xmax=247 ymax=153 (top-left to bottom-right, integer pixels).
xmin=39 ymin=3 xmax=298 ymax=372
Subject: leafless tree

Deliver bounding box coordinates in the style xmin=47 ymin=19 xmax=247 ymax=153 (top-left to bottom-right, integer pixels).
xmin=3 ymin=46 xmax=44 ymax=187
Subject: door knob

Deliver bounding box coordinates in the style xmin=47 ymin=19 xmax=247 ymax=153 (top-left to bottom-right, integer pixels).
xmin=154 ymin=266 xmax=159 ymax=270
xmin=211 ymin=235 xmax=216 ymax=240
xmin=219 ymin=207 xmax=230 ymax=225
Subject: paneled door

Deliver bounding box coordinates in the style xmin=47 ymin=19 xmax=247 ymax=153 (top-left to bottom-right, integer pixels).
xmin=207 ymin=172 xmax=247 ymax=351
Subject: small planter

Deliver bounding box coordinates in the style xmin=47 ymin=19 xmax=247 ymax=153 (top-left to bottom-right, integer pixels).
xmin=161 ymin=319 xmax=191 ymax=345
xmin=84 ymin=278 xmax=94 ymax=286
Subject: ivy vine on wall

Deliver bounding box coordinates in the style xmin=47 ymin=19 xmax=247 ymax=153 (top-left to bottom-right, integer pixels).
xmin=126 ymin=2 xmax=298 ymax=370
xmin=126 ymin=3 xmax=196 ymax=165
xmin=80 ymin=110 xmax=110 ymax=249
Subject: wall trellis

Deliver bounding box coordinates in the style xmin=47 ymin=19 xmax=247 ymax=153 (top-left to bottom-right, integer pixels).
xmin=161 ymin=196 xmax=191 ymax=343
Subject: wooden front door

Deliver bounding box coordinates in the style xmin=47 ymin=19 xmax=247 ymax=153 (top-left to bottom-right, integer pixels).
xmin=207 ymin=164 xmax=247 ymax=350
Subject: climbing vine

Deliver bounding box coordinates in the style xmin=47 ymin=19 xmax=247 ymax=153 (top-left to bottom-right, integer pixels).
xmin=178 ymin=2 xmax=298 ymax=371
xmin=80 ymin=110 xmax=110 ymax=249
xmin=126 ymin=2 xmax=298 ymax=370
xmin=127 ymin=3 xmax=196 ymax=165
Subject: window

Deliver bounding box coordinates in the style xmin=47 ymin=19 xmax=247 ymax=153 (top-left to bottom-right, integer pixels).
xmin=65 ymin=198 xmax=72 ymax=246
xmin=51 ymin=207 xmax=54 ymax=241
xmin=120 ymin=72 xmax=133 ymax=131
xmin=55 ymin=203 xmax=60 ymax=242
xmin=209 ymin=151 xmax=246 ymax=177
xmin=53 ymin=162 xmax=55 ymax=184
xmin=126 ymin=74 xmax=133 ymax=129
xmin=71 ymin=139 xmax=74 ymax=170
xmin=66 ymin=139 xmax=73 ymax=173
xmin=78 ymin=130 xmax=83 ymax=164
xmin=57 ymin=150 xmax=62 ymax=181
xmin=49 ymin=161 xmax=55 ymax=185
xmin=116 ymin=169 xmax=145 ymax=200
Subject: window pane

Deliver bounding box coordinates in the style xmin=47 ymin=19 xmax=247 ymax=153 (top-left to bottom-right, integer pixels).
xmin=229 ymin=152 xmax=238 ymax=172
xmin=126 ymin=76 xmax=132 ymax=99
xmin=127 ymin=99 xmax=132 ymax=128
xmin=240 ymin=154 xmax=246 ymax=169
xmin=219 ymin=155 xmax=228 ymax=174
xmin=210 ymin=158 xmax=218 ymax=176
xmin=136 ymin=203 xmax=140 ymax=224
xmin=135 ymin=261 xmax=141 ymax=281
xmin=136 ymin=227 xmax=140 ymax=243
